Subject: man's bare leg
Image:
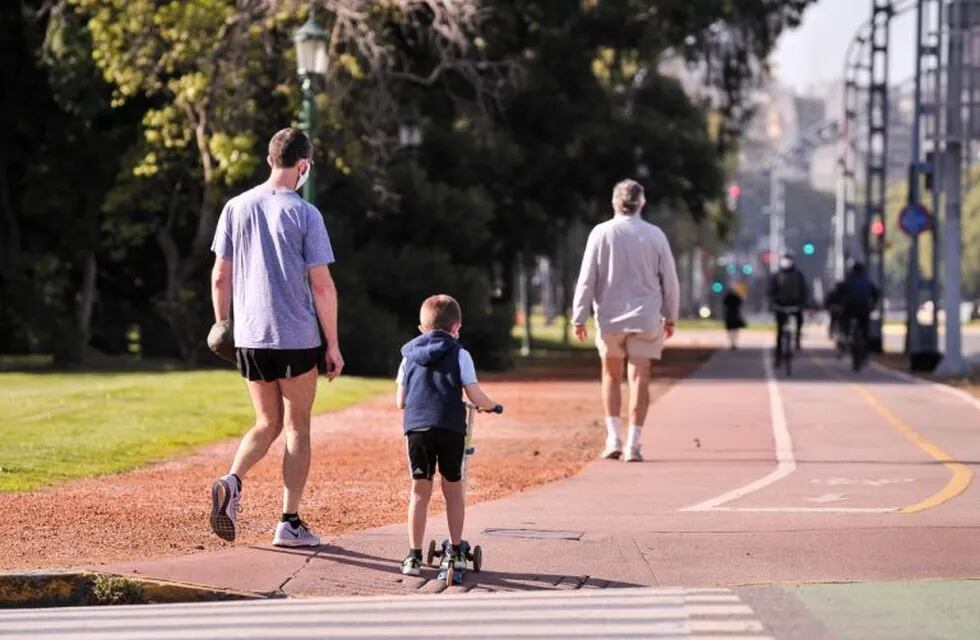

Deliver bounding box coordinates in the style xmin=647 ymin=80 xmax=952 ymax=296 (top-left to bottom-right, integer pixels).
xmin=625 ymin=358 xmax=652 ymax=461
xmin=601 ymin=356 xmax=625 ymax=457
xmin=278 ymin=367 xmax=318 ymax=515
xmin=229 ymin=380 xmax=285 ymax=479
xmin=211 ymin=379 xmax=284 ymax=541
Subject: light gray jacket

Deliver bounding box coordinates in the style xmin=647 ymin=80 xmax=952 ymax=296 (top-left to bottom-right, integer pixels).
xmin=572 ymin=213 xmax=680 ymax=333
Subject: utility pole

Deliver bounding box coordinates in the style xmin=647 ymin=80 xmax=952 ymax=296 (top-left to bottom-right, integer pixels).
xmin=864 ymin=0 xmax=893 ymax=354
xmin=936 ymin=0 xmax=969 ymax=376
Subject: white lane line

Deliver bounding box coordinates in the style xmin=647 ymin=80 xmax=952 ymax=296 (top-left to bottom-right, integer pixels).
xmin=703 ymin=506 xmax=895 ymax=513
xmin=681 ymin=349 xmax=797 ymax=512
xmin=870 ymin=361 xmax=980 ymax=413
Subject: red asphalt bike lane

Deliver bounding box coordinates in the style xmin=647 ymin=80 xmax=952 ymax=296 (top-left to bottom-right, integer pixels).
xmin=99 ymin=345 xmax=980 ymax=595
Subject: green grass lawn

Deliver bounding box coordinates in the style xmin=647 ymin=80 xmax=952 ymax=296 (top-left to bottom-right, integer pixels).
xmin=0 ymin=370 xmax=389 ymax=492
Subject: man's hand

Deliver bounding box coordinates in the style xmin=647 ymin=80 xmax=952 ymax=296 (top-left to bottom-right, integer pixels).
xmin=664 ymin=322 xmax=675 ymax=340
xmin=325 ymin=346 xmax=344 ymax=381
xmin=574 ymin=324 xmax=588 ymax=342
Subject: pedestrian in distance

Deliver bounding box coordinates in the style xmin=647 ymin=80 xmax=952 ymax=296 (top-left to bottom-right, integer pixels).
xmin=396 ymin=295 xmax=501 ymax=577
xmin=571 ymin=179 xmax=681 ymax=463
xmin=768 ymin=250 xmax=808 ymax=364
xmin=208 ymin=127 xmax=343 ymax=548
xmin=722 ymin=286 xmax=746 ymax=350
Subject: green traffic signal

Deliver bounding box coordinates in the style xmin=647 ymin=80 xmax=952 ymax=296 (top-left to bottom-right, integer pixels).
xmin=711 ymin=281 xmax=724 ymax=294
xmin=803 ymin=242 xmax=815 ymax=256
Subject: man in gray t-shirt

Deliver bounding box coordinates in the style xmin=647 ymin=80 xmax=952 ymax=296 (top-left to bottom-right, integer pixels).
xmin=572 ymin=179 xmax=680 ymax=463
xmin=207 ymin=128 xmax=343 ymax=549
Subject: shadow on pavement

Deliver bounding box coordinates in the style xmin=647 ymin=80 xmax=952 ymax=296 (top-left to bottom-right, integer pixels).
xmin=263 ymin=543 xmax=642 ymax=593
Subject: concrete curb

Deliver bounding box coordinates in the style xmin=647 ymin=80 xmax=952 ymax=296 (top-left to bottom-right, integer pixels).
xmin=0 ymin=569 xmax=269 ymax=609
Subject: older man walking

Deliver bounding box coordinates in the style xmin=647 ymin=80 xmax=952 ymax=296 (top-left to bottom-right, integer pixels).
xmin=208 ymin=127 xmax=343 ymax=547
xmin=572 ymin=179 xmax=680 ymax=462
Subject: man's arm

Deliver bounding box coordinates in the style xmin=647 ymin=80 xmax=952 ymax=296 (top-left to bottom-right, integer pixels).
xmin=211 ymin=257 xmax=232 ymax=322
xmin=658 ymin=234 xmax=680 ymax=338
xmin=309 ymin=264 xmax=344 ymax=380
xmin=571 ymin=229 xmax=600 ymax=340
xmin=396 ymin=384 xmax=406 ymax=409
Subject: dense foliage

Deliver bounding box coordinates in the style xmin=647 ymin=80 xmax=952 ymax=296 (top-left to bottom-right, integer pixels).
xmin=0 ymin=0 xmax=814 ymax=372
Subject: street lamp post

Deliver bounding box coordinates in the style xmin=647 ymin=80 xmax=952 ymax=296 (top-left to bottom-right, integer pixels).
xmin=293 ymin=5 xmax=330 ymax=204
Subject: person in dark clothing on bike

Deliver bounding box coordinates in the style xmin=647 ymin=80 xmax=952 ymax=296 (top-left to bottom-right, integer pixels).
xmin=768 ymin=251 xmax=808 ymax=363
xmin=840 ymin=262 xmax=879 ymax=364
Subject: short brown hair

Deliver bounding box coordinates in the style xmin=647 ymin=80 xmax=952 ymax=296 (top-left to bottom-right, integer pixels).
xmin=420 ymin=294 xmax=462 ymax=332
xmin=268 ymin=128 xmax=312 ymax=168
xmin=612 ymin=179 xmax=645 ymax=214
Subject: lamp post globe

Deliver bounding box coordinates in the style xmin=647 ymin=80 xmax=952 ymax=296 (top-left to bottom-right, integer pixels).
xmin=293 ymin=5 xmax=329 ymax=203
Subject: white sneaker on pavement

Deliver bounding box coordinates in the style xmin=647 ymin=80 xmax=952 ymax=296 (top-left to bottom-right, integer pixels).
xmin=624 ymin=445 xmax=643 ymax=463
xmin=600 ymin=440 xmax=623 ymax=460
xmin=209 ymin=474 xmax=241 ymax=542
xmin=272 ymin=519 xmax=321 ymax=547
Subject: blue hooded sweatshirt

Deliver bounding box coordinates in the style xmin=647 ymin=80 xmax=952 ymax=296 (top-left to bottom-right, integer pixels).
xmin=400 ymin=331 xmax=466 ymax=435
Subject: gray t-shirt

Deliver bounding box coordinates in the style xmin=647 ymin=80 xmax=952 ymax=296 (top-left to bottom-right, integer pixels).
xmin=211 ymin=184 xmax=334 ymax=350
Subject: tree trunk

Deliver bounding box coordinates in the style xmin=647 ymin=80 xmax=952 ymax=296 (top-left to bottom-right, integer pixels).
xmin=76 ymin=251 xmax=97 ymax=362
xmin=0 ymin=161 xmax=21 ymax=273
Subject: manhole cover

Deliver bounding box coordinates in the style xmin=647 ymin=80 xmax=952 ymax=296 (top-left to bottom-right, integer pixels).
xmin=482 ymin=528 xmax=583 ymax=540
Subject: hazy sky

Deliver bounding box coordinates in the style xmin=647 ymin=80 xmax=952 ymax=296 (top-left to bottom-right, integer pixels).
xmin=773 ymin=0 xmax=917 ymax=93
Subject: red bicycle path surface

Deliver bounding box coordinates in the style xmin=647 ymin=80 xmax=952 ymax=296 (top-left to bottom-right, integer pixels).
xmin=96 ymin=336 xmax=980 ymax=599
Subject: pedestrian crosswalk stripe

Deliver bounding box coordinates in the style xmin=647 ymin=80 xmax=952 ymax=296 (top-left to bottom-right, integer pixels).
xmin=0 ymin=587 xmax=771 ymax=639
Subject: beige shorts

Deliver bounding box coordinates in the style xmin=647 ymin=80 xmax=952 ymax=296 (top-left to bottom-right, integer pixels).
xmin=595 ymin=329 xmax=664 ymax=361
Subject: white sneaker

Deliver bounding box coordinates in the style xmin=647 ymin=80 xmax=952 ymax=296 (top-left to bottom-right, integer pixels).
xmin=272 ymin=520 xmax=321 ymax=547
xmin=624 ymin=445 xmax=643 ymax=463
xmin=209 ymin=475 xmax=241 ymax=542
xmin=600 ymin=440 xmax=623 ymax=460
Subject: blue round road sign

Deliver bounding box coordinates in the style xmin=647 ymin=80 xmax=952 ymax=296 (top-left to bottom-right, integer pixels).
xmin=899 ymin=203 xmax=932 ymax=236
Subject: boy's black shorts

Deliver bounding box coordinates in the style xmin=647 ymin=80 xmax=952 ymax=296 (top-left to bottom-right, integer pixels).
xmin=235 ymin=347 xmax=319 ymax=382
xmin=405 ymin=429 xmax=465 ymax=482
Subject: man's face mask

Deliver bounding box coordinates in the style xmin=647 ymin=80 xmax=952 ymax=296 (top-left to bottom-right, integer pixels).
xmin=295 ymin=160 xmax=312 ymax=192
xmin=779 ymin=257 xmax=794 ymax=270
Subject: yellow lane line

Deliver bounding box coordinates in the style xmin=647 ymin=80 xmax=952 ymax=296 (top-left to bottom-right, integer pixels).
xmin=809 ymin=355 xmax=972 ymax=513
xmin=852 ymin=385 xmax=973 ymax=514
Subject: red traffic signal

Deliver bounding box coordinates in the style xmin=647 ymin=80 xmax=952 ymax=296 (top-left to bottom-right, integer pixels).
xmin=728 ymin=184 xmax=742 ymax=200
xmin=870 ymin=217 xmax=885 ymax=237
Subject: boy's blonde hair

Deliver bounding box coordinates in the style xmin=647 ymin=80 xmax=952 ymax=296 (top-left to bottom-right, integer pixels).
xmin=612 ymin=179 xmax=645 ymax=214
xmin=420 ymin=294 xmax=462 ymax=332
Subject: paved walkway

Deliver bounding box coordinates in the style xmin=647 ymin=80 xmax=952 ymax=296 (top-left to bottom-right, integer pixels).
xmin=95 ymin=337 xmax=980 ymax=599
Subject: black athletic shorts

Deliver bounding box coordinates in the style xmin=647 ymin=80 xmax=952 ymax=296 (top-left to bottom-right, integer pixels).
xmin=405 ymin=429 xmax=466 ymax=482
xmin=235 ymin=347 xmax=319 ymax=382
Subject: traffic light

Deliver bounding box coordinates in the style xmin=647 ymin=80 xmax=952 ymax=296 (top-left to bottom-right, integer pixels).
xmin=870 ymin=217 xmax=885 ymax=237
xmin=742 ymin=264 xmax=753 ymax=275
xmin=726 ymin=184 xmax=742 ymax=210
xmin=711 ymin=281 xmax=724 ymax=294
xmin=803 ymin=242 xmax=815 ymax=256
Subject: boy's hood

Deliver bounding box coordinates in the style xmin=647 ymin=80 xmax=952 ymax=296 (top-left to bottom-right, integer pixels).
xmin=401 ymin=331 xmax=457 ymax=366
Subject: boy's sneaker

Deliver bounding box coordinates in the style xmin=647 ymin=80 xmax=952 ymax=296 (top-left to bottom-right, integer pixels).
xmin=209 ymin=474 xmax=241 ymax=542
xmin=600 ymin=440 xmax=623 ymax=460
xmin=272 ymin=519 xmax=321 ymax=547
xmin=401 ymin=555 xmax=422 ymax=576
xmin=624 ymin=445 xmax=643 ymax=463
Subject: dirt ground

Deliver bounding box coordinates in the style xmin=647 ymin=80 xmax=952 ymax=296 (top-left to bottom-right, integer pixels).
xmin=0 ymin=348 xmax=711 ymax=572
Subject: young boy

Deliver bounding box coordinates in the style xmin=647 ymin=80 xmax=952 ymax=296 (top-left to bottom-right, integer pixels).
xmin=396 ymin=294 xmax=499 ymax=576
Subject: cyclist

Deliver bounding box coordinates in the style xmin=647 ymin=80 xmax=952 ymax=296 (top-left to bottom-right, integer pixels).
xmin=840 ymin=261 xmax=879 ymax=367
xmin=768 ymin=251 xmax=808 ymax=365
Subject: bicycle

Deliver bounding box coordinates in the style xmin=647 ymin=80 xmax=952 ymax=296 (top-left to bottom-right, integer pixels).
xmin=849 ymin=317 xmax=867 ymax=372
xmin=773 ymin=305 xmax=801 ymax=376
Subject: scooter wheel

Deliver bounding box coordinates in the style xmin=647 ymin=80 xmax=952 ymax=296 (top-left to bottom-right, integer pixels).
xmin=472 ymin=545 xmax=482 ymax=573
xmin=444 ymin=560 xmax=455 ymax=587
xmin=426 ymin=539 xmax=437 ymax=567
